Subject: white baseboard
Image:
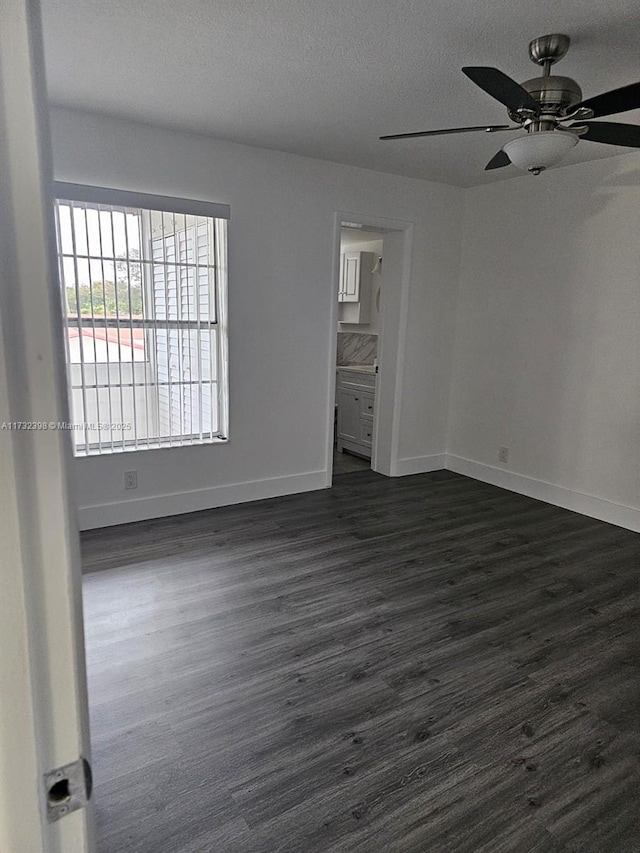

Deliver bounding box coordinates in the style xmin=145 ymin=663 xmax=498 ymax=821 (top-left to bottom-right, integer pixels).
xmin=78 ymin=470 xmax=328 ymax=530
xmin=78 ymin=455 xmax=640 ymax=535
xmin=391 ymin=454 xmax=447 ymax=477
xmin=445 ymin=454 xmax=640 ymax=533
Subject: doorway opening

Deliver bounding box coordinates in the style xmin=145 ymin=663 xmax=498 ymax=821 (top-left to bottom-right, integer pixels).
xmin=328 ymin=214 xmax=413 ymax=484
xmin=333 ymin=226 xmax=383 ymax=478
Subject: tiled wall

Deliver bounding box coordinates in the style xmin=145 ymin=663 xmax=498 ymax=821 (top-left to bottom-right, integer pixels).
xmin=337 ymin=332 xmax=377 ymax=366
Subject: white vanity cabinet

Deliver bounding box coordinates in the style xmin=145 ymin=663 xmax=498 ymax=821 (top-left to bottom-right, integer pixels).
xmin=338 ymin=251 xmax=374 ymax=324
xmin=336 ymin=367 xmax=376 ymax=459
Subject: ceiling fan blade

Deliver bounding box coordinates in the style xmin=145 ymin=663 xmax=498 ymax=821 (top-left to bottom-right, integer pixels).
xmin=462 ymin=67 xmax=540 ymax=113
xmin=485 ymin=149 xmax=511 ymax=170
xmin=379 ymin=124 xmax=514 ymax=141
xmin=574 ymin=121 xmax=640 ymax=148
xmin=576 ymin=82 xmax=640 ymax=119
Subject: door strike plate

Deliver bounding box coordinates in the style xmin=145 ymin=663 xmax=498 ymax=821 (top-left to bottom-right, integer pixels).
xmin=44 ymin=756 xmax=92 ymax=822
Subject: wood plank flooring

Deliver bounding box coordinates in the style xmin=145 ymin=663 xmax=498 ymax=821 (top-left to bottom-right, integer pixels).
xmin=81 ymin=470 xmax=640 ymax=853
xmin=333 ymin=448 xmax=371 ymax=476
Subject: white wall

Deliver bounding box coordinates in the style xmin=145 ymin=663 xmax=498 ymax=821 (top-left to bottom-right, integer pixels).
xmin=448 ymin=153 xmax=640 ymax=530
xmin=49 ymin=108 xmax=463 ymax=528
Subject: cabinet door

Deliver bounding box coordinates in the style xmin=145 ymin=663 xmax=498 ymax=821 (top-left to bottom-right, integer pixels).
xmin=340 ymin=253 xmax=360 ymax=303
xmin=337 ymin=253 xmax=346 ymax=299
xmin=337 ymin=389 xmax=360 ymax=442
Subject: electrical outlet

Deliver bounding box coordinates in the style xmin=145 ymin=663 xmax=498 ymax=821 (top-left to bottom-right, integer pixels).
xmin=124 ymin=470 xmax=137 ymax=490
xmin=498 ymin=446 xmax=510 ymax=464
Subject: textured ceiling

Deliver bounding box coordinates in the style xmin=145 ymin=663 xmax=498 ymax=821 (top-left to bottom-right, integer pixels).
xmin=41 ymin=0 xmax=640 ymax=187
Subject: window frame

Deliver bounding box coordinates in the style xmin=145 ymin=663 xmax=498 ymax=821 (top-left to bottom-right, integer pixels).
xmin=53 ymin=182 xmax=230 ymax=456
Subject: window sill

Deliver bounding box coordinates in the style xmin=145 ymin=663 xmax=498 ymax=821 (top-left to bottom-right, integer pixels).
xmin=74 ymin=435 xmax=229 ymax=457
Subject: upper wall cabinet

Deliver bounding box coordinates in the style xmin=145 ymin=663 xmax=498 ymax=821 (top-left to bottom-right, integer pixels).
xmin=338 ymin=251 xmax=374 ymax=324
xmin=339 ymin=252 xmax=362 ymax=302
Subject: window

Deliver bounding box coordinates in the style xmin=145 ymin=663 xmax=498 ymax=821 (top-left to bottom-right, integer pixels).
xmin=53 ymin=183 xmax=229 ymax=455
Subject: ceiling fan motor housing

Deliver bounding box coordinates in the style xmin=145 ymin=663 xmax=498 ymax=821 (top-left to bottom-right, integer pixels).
xmin=508 ymin=76 xmax=583 ymax=122
xmin=524 ymin=76 xmax=581 ymax=111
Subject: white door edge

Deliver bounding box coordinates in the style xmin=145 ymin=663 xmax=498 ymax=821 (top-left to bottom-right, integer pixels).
xmin=0 ymin=1 xmax=94 ymax=851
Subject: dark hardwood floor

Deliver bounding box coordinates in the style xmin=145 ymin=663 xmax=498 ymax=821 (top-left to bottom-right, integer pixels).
xmin=81 ymin=470 xmax=640 ymax=853
xmin=333 ymin=447 xmax=371 ymax=476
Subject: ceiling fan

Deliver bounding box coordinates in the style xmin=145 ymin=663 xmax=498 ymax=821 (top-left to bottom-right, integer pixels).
xmin=380 ymin=34 xmax=640 ymax=174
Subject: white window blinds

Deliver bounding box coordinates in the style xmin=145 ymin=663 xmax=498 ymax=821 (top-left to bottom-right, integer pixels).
xmin=53 ymin=183 xmax=229 ymax=455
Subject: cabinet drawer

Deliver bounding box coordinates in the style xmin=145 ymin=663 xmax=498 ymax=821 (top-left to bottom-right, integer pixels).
xmin=359 ymin=393 xmax=375 ymax=420
xmin=358 ymin=420 xmax=374 ymax=447
xmin=336 ymin=370 xmax=376 ymax=393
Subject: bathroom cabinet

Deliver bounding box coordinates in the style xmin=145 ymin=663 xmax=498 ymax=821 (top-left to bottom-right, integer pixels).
xmin=336 ymin=367 xmax=376 ymax=459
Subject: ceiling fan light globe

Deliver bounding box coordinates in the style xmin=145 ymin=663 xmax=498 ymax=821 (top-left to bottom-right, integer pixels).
xmin=504 ymin=130 xmax=578 ymax=173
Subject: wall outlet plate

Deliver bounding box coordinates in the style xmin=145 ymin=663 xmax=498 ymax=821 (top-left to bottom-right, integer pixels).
xmin=124 ymin=470 xmax=137 ymax=490
xmin=498 ymin=446 xmax=510 ymax=464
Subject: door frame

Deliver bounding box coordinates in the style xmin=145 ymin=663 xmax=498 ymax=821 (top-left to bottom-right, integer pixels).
xmin=0 ymin=1 xmax=94 ymax=850
xmin=326 ymin=211 xmax=414 ymax=481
